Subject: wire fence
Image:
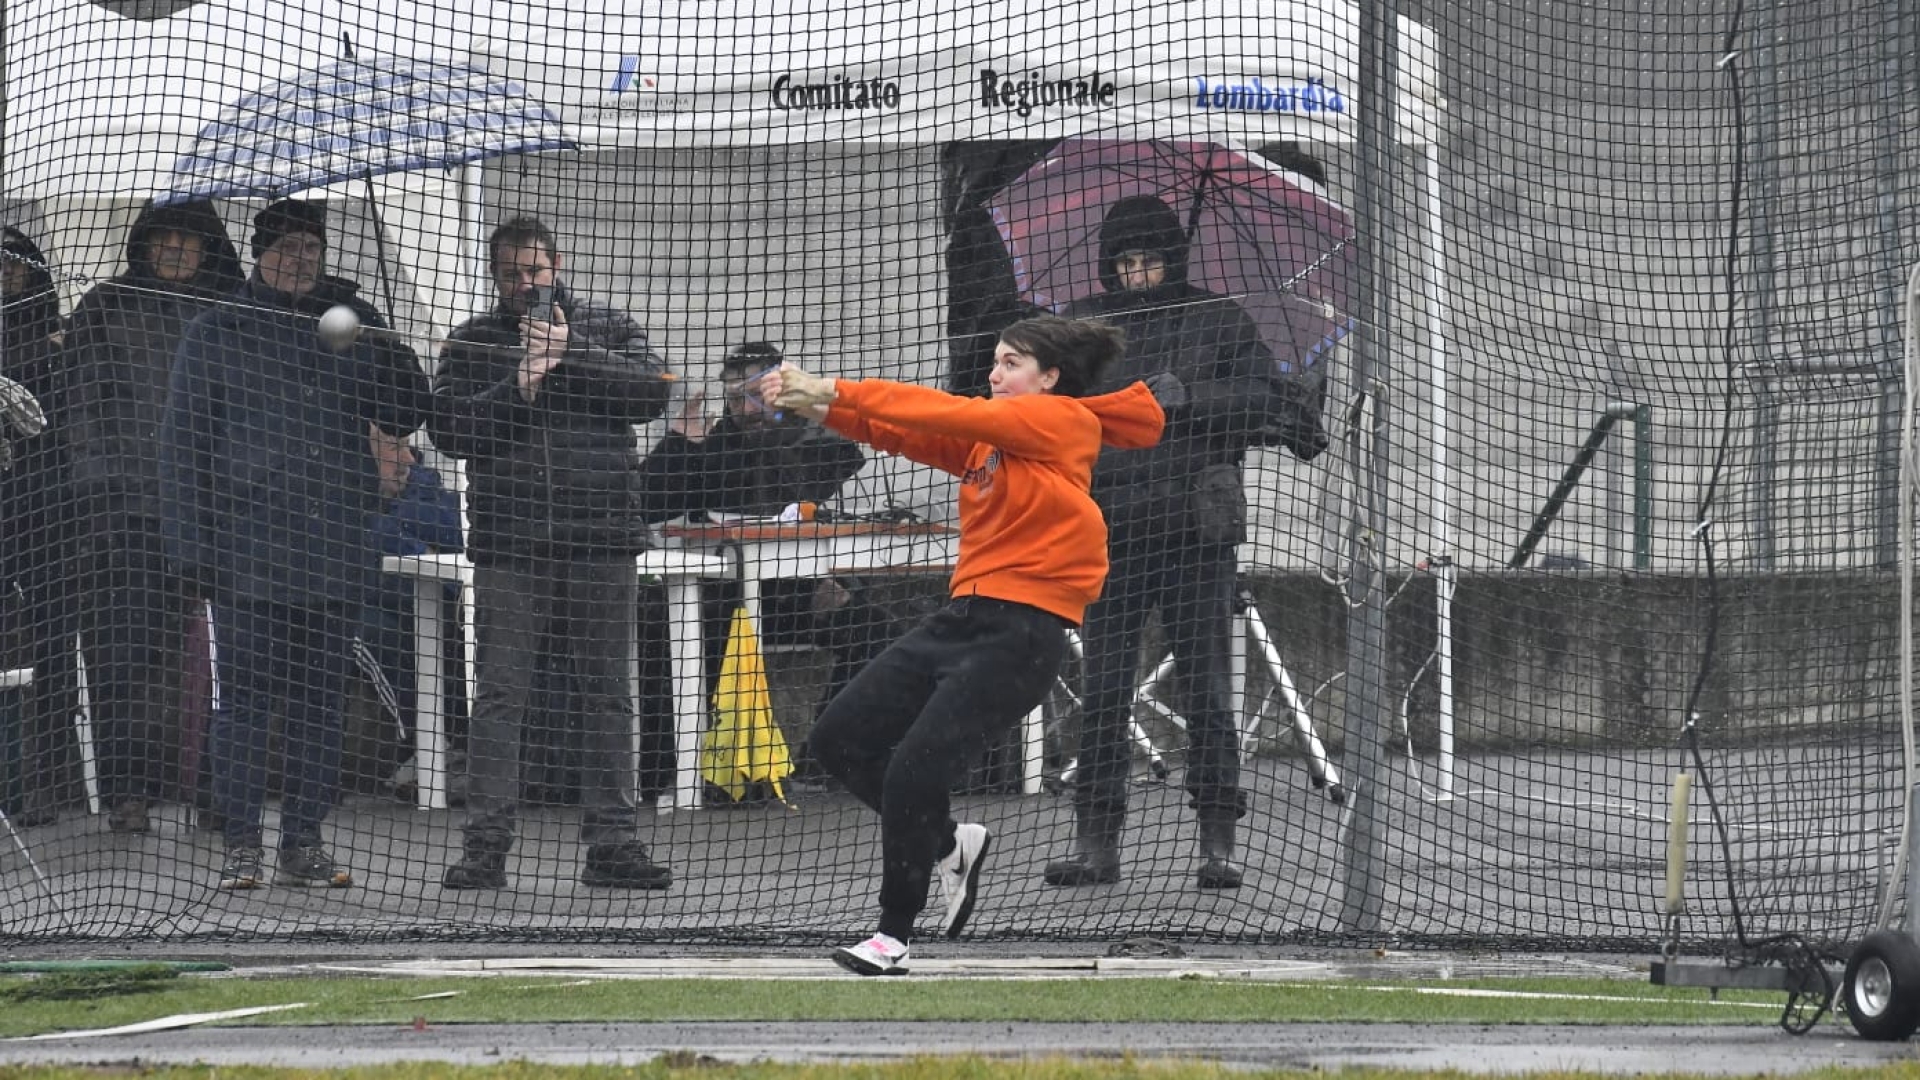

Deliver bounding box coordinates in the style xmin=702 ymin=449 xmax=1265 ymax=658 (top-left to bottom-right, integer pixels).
xmin=0 ymin=0 xmax=1915 ymax=953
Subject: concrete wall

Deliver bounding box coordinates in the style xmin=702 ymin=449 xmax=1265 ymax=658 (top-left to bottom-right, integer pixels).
xmin=1243 ymin=568 xmax=1902 ymax=753
xmin=803 ymin=567 xmax=1904 ymax=767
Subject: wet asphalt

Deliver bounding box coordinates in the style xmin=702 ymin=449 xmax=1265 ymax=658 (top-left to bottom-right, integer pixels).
xmin=5 ymin=1019 xmax=1916 ymax=1074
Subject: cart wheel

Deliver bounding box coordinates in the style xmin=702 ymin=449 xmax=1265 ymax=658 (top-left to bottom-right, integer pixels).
xmin=1844 ymin=930 xmax=1920 ymax=1041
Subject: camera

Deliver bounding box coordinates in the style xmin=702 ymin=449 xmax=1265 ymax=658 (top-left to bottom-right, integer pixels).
xmin=524 ymin=283 xmax=556 ymax=319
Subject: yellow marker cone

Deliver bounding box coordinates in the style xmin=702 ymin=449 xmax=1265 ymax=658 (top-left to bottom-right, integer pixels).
xmin=700 ymin=607 xmax=793 ymax=805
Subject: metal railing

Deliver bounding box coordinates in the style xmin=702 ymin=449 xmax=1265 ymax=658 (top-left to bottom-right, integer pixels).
xmin=1509 ymin=402 xmax=1653 ymax=570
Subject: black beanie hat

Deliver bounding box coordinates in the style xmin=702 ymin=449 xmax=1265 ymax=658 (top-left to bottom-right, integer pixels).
xmin=1098 ymin=196 xmax=1184 ymax=263
xmin=1096 ymin=195 xmax=1189 ymax=290
xmin=251 ymin=199 xmax=328 ymax=259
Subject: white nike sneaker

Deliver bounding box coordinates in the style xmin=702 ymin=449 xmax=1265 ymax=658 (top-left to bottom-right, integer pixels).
xmin=832 ymin=932 xmax=910 ymax=976
xmin=936 ymin=822 xmax=992 ymax=939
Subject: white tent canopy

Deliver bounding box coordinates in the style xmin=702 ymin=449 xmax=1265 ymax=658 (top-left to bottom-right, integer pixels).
xmin=477 ymin=0 xmax=1442 ymax=149
xmin=5 ymin=0 xmax=1440 ymax=203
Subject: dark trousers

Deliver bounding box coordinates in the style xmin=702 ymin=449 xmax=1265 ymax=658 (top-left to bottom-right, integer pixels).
xmin=74 ymin=533 xmax=189 ymax=802
xmin=212 ymin=598 xmax=355 ymax=849
xmin=17 ymin=593 xmax=75 ymax=811
xmin=1070 ymin=526 xmax=1243 ymax=818
xmin=809 ymin=596 xmax=1066 ymax=940
xmin=15 ymin=523 xmax=190 ymax=810
xmin=467 ymin=559 xmax=638 ymax=847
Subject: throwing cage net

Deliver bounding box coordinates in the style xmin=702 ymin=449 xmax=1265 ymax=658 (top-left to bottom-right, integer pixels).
xmin=0 ymin=0 xmax=1916 ymax=952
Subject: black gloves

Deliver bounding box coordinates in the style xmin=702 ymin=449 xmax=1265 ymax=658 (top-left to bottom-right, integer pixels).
xmin=1143 ymin=371 xmax=1187 ymax=411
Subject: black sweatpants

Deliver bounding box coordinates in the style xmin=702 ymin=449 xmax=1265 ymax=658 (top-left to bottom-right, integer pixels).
xmin=809 ymin=595 xmax=1067 ymax=942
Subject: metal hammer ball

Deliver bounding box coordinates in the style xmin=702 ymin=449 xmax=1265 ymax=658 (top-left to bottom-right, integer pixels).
xmin=316 ymin=304 xmax=362 ymax=352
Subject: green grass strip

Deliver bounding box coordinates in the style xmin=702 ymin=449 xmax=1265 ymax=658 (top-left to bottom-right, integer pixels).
xmin=0 ymin=973 xmax=1797 ymax=1039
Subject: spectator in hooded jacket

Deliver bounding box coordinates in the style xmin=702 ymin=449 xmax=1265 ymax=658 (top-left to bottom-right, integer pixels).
xmin=159 ymin=198 xmax=430 ymax=891
xmin=1045 ymin=195 xmax=1285 ymax=892
xmin=0 ymin=225 xmax=72 ymax=827
xmin=62 ymin=200 xmax=244 ymax=834
xmin=428 ymin=216 xmax=675 ymax=891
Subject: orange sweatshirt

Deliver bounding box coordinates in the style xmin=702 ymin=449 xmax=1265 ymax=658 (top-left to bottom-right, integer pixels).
xmin=824 ymin=379 xmax=1164 ymax=624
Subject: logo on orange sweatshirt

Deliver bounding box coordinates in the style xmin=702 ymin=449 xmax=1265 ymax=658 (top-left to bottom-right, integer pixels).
xmin=961 ymin=448 xmax=1003 ymax=496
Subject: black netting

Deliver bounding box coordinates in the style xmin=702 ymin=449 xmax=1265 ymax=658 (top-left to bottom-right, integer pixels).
xmin=0 ymin=0 xmax=1916 ymax=954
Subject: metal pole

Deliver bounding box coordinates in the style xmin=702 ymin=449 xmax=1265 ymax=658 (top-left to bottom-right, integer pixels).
xmin=1604 ymin=421 xmax=1624 ymax=571
xmin=1886 ymin=261 xmax=1920 ymax=934
xmin=1420 ymin=144 xmax=1456 ymax=801
xmin=451 ymin=161 xmax=488 ymax=541
xmin=0 ymin=0 xmax=9 ymax=202
xmin=1749 ymin=0 xmax=1780 ymax=570
xmin=461 ymin=162 xmax=489 ymax=334
xmin=1243 ymin=598 xmax=1342 ymax=797
xmin=1872 ymin=2 xmax=1905 ymax=568
xmin=1336 ymin=0 xmax=1401 ymax=935
xmin=1633 ymin=404 xmax=1654 ymax=570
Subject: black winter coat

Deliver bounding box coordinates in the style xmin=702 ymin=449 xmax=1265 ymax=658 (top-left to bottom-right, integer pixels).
xmin=637 ymin=412 xmax=866 ymax=523
xmin=1068 ymin=281 xmax=1275 ymax=526
xmin=429 ymin=283 xmax=672 ymax=563
xmin=0 ymin=227 xmax=67 ymax=606
xmin=64 ymin=200 xmax=244 ymax=529
xmin=1063 ymin=194 xmax=1280 ymax=531
xmin=158 ymin=272 xmax=430 ymax=605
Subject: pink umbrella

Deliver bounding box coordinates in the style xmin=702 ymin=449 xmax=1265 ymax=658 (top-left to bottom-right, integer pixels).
xmin=986 ymin=139 xmax=1355 ymax=371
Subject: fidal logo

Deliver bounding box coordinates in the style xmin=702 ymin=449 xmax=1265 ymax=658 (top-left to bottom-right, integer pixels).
xmin=604 ymin=57 xmax=690 ymax=116
xmin=609 ymin=57 xmax=658 ymax=93
xmin=976 ymin=68 xmax=1117 ymax=117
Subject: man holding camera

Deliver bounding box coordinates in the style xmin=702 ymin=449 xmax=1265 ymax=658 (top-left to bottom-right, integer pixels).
xmin=428 ymin=216 xmax=676 ymax=891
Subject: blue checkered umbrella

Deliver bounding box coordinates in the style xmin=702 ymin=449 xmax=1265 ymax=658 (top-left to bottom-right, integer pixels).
xmin=162 ymin=54 xmax=573 ymax=204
